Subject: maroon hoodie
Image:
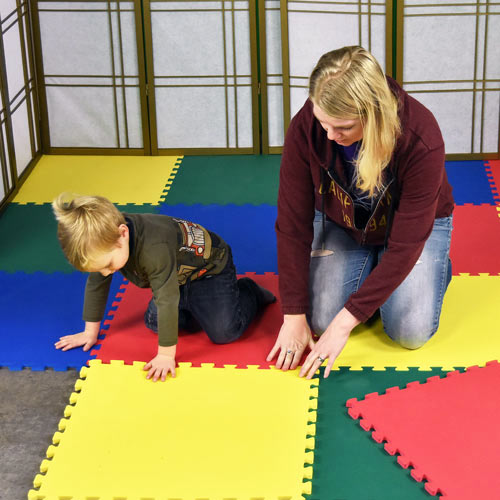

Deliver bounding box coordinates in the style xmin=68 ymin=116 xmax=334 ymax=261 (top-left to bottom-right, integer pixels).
xmin=276 ymin=77 xmax=454 ymax=322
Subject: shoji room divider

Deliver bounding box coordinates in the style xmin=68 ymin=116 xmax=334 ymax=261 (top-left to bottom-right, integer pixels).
xmin=1 ymin=0 xmax=41 ymax=208
xmin=32 ymin=1 xmax=149 ymax=153
xmin=144 ymin=0 xmax=260 ymax=154
xmin=397 ymin=1 xmax=500 ymax=159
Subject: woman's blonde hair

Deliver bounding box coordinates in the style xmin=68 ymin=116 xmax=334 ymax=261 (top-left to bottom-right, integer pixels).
xmin=52 ymin=193 xmax=125 ymax=271
xmin=309 ymin=46 xmax=401 ymax=196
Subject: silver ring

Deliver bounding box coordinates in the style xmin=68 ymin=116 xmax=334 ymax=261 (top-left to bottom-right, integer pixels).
xmin=317 ymin=356 xmax=325 ymax=363
xmin=286 ymin=350 xmax=294 ymax=355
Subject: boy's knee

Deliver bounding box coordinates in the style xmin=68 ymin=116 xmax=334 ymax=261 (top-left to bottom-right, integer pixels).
xmin=205 ymin=321 xmax=243 ymax=345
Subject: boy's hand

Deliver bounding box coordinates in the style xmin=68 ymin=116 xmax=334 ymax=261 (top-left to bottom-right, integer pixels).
xmin=55 ymin=321 xmax=100 ymax=352
xmin=55 ymin=330 xmax=98 ymax=351
xmin=144 ymin=353 xmax=176 ymax=382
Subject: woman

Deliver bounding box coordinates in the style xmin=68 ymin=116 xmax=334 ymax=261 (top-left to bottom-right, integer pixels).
xmin=267 ymin=46 xmax=454 ymax=379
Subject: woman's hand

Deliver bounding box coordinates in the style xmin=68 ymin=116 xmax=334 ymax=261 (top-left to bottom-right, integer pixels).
xmin=144 ymin=345 xmax=177 ymax=381
xmin=55 ymin=322 xmax=100 ymax=351
xmin=299 ymin=307 xmax=360 ymax=379
xmin=267 ymin=314 xmax=316 ymax=371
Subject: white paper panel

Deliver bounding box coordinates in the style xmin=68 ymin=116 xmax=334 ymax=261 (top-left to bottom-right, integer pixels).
xmin=11 ymin=100 xmax=32 ymax=176
xmin=38 ymin=3 xmax=143 ymax=149
xmin=288 ymin=13 xmax=359 ymax=78
xmin=155 ymin=87 xmax=227 ymax=148
xmin=265 ymin=4 xmax=281 ymax=74
xmin=0 ymin=0 xmax=18 ymax=18
xmin=482 ymin=91 xmax=500 ymax=153
xmin=151 ymin=11 xmax=224 ymax=76
xmin=267 ymin=84 xmax=283 ymax=147
xmin=403 ymin=16 xmax=476 ymax=81
xmin=369 ymin=14 xmax=387 ymax=71
xmin=486 ymin=16 xmax=500 ymax=80
xmin=125 ymin=87 xmax=143 ymax=149
xmin=4 ymin=21 xmax=25 ymax=103
xmin=39 ymin=11 xmax=112 ymax=75
xmin=233 ymin=10 xmax=251 ymax=76
xmin=46 ymin=86 xmax=117 ymax=147
xmin=110 ymin=7 xmax=139 ymax=76
xmin=236 ymin=86 xmax=252 ymax=147
xmin=2 ymin=126 xmax=12 ymax=189
xmin=413 ymin=91 xmax=474 ymax=154
xmin=291 ymin=86 xmax=309 ymax=119
xmin=151 ymin=2 xmax=254 ymax=149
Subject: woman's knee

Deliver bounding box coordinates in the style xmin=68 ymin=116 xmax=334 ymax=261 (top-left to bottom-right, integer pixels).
xmin=382 ymin=315 xmax=437 ymax=350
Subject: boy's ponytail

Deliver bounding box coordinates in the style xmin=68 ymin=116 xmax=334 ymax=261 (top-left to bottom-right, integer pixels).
xmin=52 ymin=193 xmax=125 ymax=271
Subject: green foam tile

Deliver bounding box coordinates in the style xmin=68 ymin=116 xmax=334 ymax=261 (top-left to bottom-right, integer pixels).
xmin=162 ymin=155 xmax=281 ymax=205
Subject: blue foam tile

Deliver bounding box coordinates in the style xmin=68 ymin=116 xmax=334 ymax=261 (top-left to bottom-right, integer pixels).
xmin=445 ymin=161 xmax=496 ymax=205
xmin=0 ymin=271 xmax=126 ymax=370
xmin=156 ymin=204 xmax=278 ymax=273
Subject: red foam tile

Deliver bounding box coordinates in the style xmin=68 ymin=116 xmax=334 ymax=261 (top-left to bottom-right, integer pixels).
xmin=347 ymin=360 xmax=500 ymax=499
xmin=91 ymin=273 xmax=284 ymax=368
xmin=485 ymin=160 xmax=500 ymax=203
xmin=450 ymin=204 xmax=500 ymax=275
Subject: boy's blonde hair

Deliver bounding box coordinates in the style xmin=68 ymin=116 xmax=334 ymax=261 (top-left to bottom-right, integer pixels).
xmin=309 ymin=46 xmax=401 ymax=196
xmin=52 ymin=193 xmax=125 ymax=271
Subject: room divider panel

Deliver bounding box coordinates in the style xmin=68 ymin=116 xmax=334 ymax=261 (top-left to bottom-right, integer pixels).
xmin=397 ymin=0 xmax=500 ymax=158
xmin=0 ymin=0 xmax=41 ymax=209
xmin=143 ymin=0 xmax=260 ymax=154
xmin=32 ymin=1 xmax=149 ymax=153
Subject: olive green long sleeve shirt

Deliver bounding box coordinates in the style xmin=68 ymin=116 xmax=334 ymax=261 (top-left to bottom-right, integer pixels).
xmin=82 ymin=213 xmax=229 ymax=346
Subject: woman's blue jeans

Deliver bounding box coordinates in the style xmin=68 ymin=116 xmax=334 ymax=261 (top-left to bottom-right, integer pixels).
xmin=309 ymin=213 xmax=453 ymax=349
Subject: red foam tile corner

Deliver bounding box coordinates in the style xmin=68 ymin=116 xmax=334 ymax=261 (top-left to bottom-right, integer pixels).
xmin=91 ymin=273 xmax=284 ymax=368
xmin=450 ymin=204 xmax=500 ymax=275
xmin=347 ymin=360 xmax=500 ymax=499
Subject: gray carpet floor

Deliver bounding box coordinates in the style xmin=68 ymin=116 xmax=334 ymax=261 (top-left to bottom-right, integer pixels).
xmin=0 ymin=368 xmax=80 ymax=500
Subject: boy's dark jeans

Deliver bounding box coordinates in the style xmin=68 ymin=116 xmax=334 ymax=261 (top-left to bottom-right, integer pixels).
xmin=144 ymin=252 xmax=261 ymax=344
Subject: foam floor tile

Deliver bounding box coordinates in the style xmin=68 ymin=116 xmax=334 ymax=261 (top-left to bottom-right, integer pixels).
xmin=162 ymin=154 xmax=281 ymax=205
xmin=0 ymin=204 xmax=159 ymax=273
xmin=12 ymin=155 xmax=181 ymax=205
xmin=333 ymin=275 xmax=500 ymax=371
xmin=157 ymin=204 xmax=278 ymax=273
xmin=92 ymin=273 xmax=283 ymax=368
xmin=0 ymin=272 xmax=125 ymax=370
xmin=310 ymin=367 xmax=444 ymax=500
xmin=450 ymin=204 xmax=500 ymax=275
xmin=445 ymin=160 xmax=497 ymax=205
xmin=29 ymin=360 xmax=317 ymax=500
xmin=347 ymin=361 xmax=500 ymax=499
xmin=485 ymin=160 xmax=500 ymax=203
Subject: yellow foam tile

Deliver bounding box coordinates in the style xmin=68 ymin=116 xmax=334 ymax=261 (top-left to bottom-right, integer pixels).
xmin=334 ymin=275 xmax=500 ymax=371
xmin=29 ymin=361 xmax=317 ymax=500
xmin=14 ymin=155 xmax=182 ymax=205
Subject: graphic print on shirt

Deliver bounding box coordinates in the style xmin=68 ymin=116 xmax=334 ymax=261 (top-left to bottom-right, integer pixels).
xmin=174 ymin=218 xmax=212 ymax=260
xmin=319 ymin=177 xmax=392 ymax=234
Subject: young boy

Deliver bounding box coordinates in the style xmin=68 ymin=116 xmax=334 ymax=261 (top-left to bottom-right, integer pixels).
xmin=53 ymin=194 xmax=275 ymax=381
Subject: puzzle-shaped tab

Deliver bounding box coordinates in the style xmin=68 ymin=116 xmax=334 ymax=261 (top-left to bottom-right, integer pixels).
xmin=29 ymin=360 xmax=318 ymax=500
xmin=346 ymin=360 xmax=500 ymax=499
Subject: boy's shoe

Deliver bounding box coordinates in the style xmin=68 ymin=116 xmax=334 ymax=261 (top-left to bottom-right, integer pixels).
xmin=238 ymin=277 xmax=277 ymax=307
